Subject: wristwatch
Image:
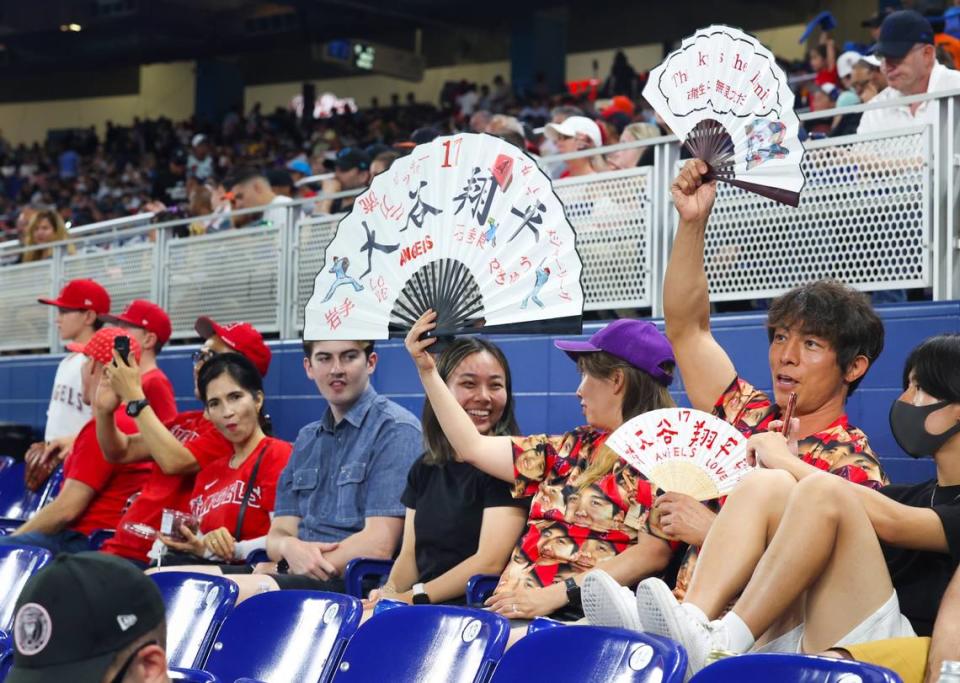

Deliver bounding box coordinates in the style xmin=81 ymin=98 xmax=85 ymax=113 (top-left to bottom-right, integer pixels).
xmin=125 ymin=398 xmax=150 ymax=418
xmin=564 ymin=577 xmax=581 ymax=609
xmin=411 ymin=582 xmax=431 ymax=605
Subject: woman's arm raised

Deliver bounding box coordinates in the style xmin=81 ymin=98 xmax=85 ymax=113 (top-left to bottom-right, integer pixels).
xmin=405 ymin=311 xmax=515 ymax=483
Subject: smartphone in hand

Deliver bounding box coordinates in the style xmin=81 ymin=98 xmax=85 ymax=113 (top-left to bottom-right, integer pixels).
xmin=114 ymin=335 xmax=130 ymax=366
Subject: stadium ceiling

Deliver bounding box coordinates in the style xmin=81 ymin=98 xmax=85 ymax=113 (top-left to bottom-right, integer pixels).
xmin=0 ymin=0 xmax=566 ymax=73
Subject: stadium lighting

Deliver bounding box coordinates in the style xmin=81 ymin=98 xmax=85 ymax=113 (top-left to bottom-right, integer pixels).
xmin=60 ymin=23 xmax=82 ymax=32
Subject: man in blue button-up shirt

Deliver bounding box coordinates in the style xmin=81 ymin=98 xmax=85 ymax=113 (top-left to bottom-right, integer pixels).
xmin=262 ymin=339 xmax=421 ymax=587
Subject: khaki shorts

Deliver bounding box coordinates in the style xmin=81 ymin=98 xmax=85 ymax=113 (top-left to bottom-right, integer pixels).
xmin=845 ymin=637 xmax=931 ymax=683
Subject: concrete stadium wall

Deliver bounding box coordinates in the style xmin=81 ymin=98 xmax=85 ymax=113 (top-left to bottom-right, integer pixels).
xmin=1 ymin=301 xmax=956 ymax=486
xmin=0 ymin=62 xmax=196 ymax=146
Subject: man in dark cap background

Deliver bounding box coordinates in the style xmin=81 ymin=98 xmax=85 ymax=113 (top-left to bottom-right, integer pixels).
xmin=859 ymin=9 xmax=960 ymax=133
xmin=317 ymin=147 xmax=371 ymax=214
xmin=6 ymin=553 xmax=170 ymax=683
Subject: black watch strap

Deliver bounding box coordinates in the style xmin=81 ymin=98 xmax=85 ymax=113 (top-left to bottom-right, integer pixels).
xmin=565 ymin=577 xmax=581 ymax=608
xmin=412 ymin=592 xmax=432 ymax=605
xmin=125 ymin=398 xmax=150 ymax=417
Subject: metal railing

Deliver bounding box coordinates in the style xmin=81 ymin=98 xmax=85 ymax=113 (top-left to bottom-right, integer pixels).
xmin=1 ymin=90 xmax=957 ymax=351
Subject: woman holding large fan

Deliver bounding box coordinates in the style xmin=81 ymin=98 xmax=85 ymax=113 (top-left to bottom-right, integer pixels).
xmin=362 ymin=338 xmax=529 ymax=611
xmin=405 ymin=311 xmax=679 ymax=627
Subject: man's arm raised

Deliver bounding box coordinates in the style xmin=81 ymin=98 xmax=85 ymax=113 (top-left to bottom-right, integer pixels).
xmin=663 ymin=159 xmax=737 ymax=411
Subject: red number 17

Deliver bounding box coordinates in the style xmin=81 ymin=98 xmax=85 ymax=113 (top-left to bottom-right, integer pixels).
xmin=441 ymin=137 xmax=462 ymax=168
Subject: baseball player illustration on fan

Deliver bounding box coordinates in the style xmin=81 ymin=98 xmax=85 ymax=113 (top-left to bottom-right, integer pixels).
xmin=643 ymin=24 xmax=806 ymax=206
xmin=303 ymin=124 xmax=774 ymax=512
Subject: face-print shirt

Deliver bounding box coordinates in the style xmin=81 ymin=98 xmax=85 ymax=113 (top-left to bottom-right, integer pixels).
xmin=673 ymin=376 xmax=888 ymax=599
xmin=498 ymin=427 xmax=667 ymax=596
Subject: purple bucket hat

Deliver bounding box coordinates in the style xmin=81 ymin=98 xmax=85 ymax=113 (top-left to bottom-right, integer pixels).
xmin=554 ymin=319 xmax=675 ymax=386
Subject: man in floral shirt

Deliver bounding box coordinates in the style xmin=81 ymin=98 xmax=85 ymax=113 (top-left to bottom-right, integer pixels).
xmin=664 ymin=160 xmax=888 ymax=597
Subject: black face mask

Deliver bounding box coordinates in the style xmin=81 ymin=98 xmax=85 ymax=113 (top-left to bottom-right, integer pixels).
xmin=889 ymin=400 xmax=960 ymax=459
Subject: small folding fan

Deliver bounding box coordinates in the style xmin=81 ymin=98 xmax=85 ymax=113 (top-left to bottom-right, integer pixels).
xmin=304 ymin=133 xmax=584 ymax=340
xmin=643 ymin=25 xmax=806 ymax=207
xmin=605 ymin=408 xmax=751 ymax=500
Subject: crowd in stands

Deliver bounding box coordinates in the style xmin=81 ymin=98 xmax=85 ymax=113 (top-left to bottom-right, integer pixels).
xmin=2 ymin=8 xmax=960 ymax=683
xmin=2 ymin=5 xmax=958 ymax=265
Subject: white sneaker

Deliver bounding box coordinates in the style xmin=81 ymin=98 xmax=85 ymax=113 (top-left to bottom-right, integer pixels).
xmin=635 ymin=578 xmax=726 ymax=677
xmin=581 ymin=570 xmax=643 ymax=631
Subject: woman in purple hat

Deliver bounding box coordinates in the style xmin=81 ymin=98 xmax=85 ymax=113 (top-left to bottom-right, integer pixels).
xmin=406 ymin=311 xmax=680 ymax=630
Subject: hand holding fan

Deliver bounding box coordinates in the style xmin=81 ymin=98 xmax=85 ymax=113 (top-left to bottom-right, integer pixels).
xmin=304 ymin=133 xmax=585 ymax=341
xmin=643 ymin=25 xmax=806 ymax=206
xmin=606 ymin=408 xmax=751 ymax=500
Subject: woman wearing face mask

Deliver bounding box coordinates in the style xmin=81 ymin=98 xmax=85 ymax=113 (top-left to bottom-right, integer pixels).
xmin=406 ymin=312 xmax=679 ymax=629
xmin=153 ymin=353 xmax=291 ymax=566
xmin=597 ymin=334 xmax=960 ymax=680
xmin=362 ymin=338 xmax=529 ymax=613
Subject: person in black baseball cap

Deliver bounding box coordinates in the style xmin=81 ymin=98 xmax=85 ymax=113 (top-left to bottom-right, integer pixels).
xmin=874 ymin=9 xmax=935 ymax=60
xmin=859 ymin=10 xmax=960 ymax=134
xmin=317 ymin=147 xmax=371 ymax=214
xmin=7 ymin=553 xmax=170 ymax=683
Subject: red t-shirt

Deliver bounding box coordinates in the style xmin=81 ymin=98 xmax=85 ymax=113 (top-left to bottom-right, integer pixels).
xmin=114 ymin=368 xmax=178 ymax=434
xmin=63 ymin=418 xmax=151 ymax=536
xmin=189 ymin=436 xmax=292 ymax=541
xmin=101 ymin=410 xmax=233 ymax=562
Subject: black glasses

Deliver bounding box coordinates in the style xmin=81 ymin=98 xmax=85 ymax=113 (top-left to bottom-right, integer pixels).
xmin=109 ymin=639 xmax=158 ymax=683
xmin=191 ymin=349 xmax=217 ymax=366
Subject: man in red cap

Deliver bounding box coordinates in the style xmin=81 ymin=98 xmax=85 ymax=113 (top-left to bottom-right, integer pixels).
xmin=100 ymin=299 xmax=177 ymax=432
xmin=95 ymin=317 xmax=272 ymax=566
xmin=0 ymin=329 xmax=153 ymax=554
xmin=27 ymin=280 xmax=112 ymax=481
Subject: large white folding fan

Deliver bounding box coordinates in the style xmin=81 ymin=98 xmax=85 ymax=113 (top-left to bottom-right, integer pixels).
xmin=605 ymin=408 xmax=752 ymax=500
xmin=304 ymin=133 xmax=584 ymax=340
xmin=643 ymin=25 xmax=806 ymax=206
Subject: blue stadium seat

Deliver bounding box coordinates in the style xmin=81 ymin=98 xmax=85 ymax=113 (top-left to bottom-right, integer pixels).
xmin=150 ymin=571 xmax=239 ymax=670
xmin=87 ymin=528 xmax=115 ymax=550
xmin=168 ymin=667 xmax=221 ymax=682
xmin=343 ymin=557 xmax=393 ymax=598
xmin=466 ymin=573 xmax=500 ymax=606
xmin=688 ymin=653 xmax=903 ymax=682
xmin=490 ymin=626 xmax=686 ymax=682
xmin=372 ymin=598 xmax=406 ymax=615
xmin=333 ymin=605 xmax=510 ymax=682
xmin=244 ymin=549 xmax=269 ymax=566
xmin=0 ymin=544 xmax=52 ymax=632
xmin=200 ymin=590 xmax=361 ymax=683
xmin=0 ymin=464 xmax=63 ymax=527
xmin=526 ymin=617 xmax=564 ymax=634
xmin=0 ymin=629 xmax=13 ymax=682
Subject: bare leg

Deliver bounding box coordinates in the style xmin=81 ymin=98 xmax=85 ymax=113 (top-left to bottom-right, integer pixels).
xmin=145 ymin=564 xmax=280 ymax=603
xmin=733 ymin=474 xmax=895 ymax=652
xmin=684 ymin=469 xmax=796 ymax=618
xmin=224 ymin=574 xmax=280 ymax=603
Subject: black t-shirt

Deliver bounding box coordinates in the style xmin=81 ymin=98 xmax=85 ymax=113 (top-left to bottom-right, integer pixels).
xmin=881 ymin=480 xmax=960 ymax=636
xmin=400 ymin=454 xmax=530 ymax=584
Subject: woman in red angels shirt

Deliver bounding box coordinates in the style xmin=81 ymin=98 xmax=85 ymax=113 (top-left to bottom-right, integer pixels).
xmin=95 ymin=317 xmax=272 ymax=566
xmin=156 ymin=352 xmax=291 ymax=564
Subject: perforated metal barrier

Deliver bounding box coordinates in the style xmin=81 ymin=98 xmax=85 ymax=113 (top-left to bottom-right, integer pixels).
xmin=554 ymin=166 xmax=654 ymax=310
xmin=0 ymin=261 xmax=53 ymax=351
xmin=63 ymin=244 xmax=154 ymax=315
xmin=677 ymin=126 xmax=933 ymax=301
xmin=165 ymin=226 xmax=283 ymax=339
xmin=294 ymin=215 xmax=341 ymax=332
xmin=0 ymin=93 xmax=956 ymax=352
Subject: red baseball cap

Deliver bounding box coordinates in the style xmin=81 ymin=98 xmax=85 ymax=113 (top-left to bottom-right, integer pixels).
xmin=67 ymin=327 xmax=142 ymax=365
xmin=195 ymin=317 xmax=272 ymax=376
xmin=101 ymin=300 xmax=172 ymax=346
xmin=38 ymin=279 xmax=111 ymax=315
xmin=601 ymin=95 xmax=635 ymax=119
